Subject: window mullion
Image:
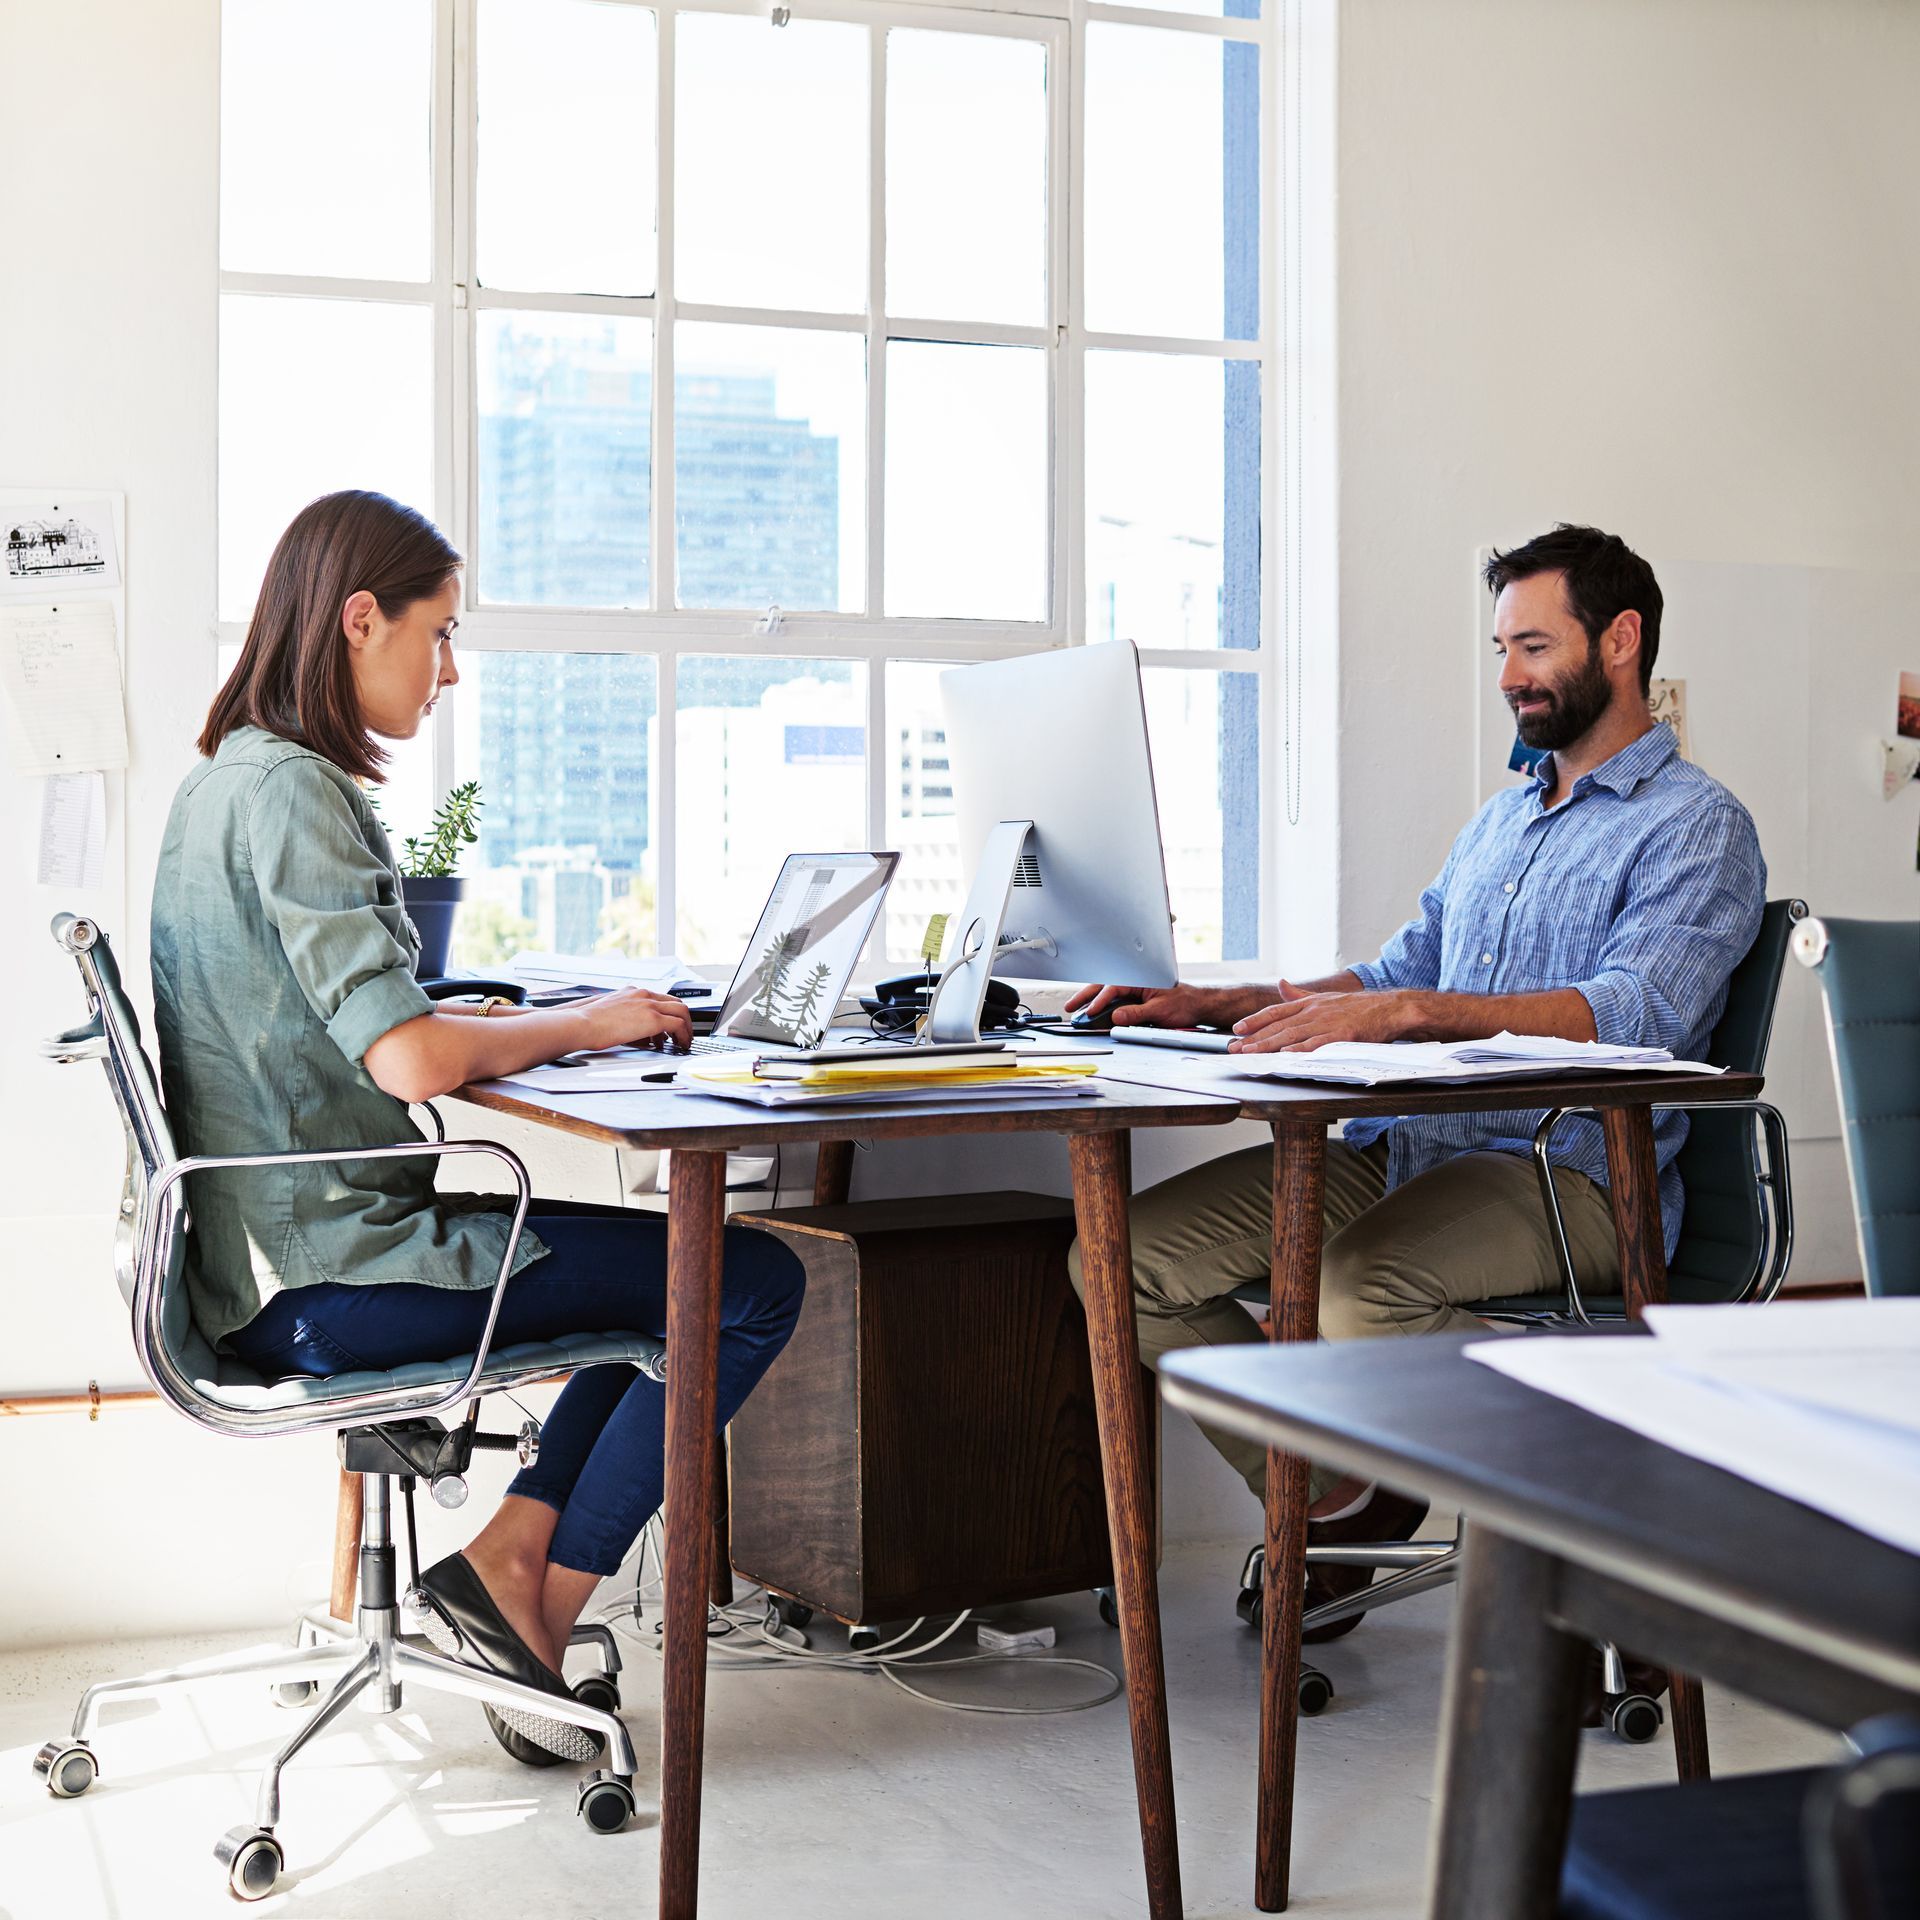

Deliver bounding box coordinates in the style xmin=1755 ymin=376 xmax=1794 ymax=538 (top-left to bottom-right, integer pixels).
xmin=655 ymin=7 xmax=680 ymax=944
xmin=866 ymin=19 xmax=887 ymax=627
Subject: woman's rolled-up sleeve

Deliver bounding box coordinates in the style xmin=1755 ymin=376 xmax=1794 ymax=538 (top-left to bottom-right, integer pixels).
xmin=247 ymin=761 xmax=434 ymax=1066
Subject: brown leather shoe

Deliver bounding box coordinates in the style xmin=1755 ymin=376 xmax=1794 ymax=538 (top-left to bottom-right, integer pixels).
xmin=1301 ymin=1486 xmax=1432 ymax=1644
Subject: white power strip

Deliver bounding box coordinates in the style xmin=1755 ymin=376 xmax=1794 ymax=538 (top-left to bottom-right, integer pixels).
xmin=975 ymin=1620 xmax=1056 ymax=1654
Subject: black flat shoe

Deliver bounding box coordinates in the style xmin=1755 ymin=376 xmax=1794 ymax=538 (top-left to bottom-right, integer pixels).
xmin=1302 ymin=1485 xmax=1433 ymax=1644
xmin=416 ymin=1553 xmax=604 ymax=1765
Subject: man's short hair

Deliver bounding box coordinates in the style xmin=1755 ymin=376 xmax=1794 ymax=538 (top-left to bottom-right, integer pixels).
xmin=1483 ymin=525 xmax=1663 ymax=693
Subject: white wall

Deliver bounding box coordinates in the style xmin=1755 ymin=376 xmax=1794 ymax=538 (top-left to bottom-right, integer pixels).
xmin=1333 ymin=0 xmax=1920 ymax=1280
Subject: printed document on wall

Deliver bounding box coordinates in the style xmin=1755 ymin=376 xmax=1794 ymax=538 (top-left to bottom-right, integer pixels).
xmin=37 ymin=772 xmax=107 ymax=888
xmin=0 ymin=601 xmax=129 ymax=775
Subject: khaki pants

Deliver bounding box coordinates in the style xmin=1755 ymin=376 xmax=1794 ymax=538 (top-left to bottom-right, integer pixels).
xmin=1067 ymin=1135 xmax=1620 ymax=1501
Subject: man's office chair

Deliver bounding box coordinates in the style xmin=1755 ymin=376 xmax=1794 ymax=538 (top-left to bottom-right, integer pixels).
xmin=1233 ymin=897 xmax=1805 ymax=1733
xmin=30 ymin=915 xmax=662 ymax=1900
xmin=1793 ymin=914 xmax=1920 ymax=1298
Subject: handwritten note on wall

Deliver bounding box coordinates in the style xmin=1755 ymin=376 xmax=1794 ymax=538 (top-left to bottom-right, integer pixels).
xmin=0 ymin=601 xmax=128 ymax=775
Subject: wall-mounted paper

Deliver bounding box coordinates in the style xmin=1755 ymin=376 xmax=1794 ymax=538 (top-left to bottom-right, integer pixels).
xmin=0 ymin=601 xmax=129 ymax=774
xmin=1649 ymin=677 xmax=1690 ymax=759
xmin=1898 ymin=670 xmax=1920 ymax=742
xmin=37 ymin=771 xmax=106 ymax=888
xmin=1 ymin=499 xmax=120 ymax=596
xmin=1881 ymin=738 xmax=1920 ymax=800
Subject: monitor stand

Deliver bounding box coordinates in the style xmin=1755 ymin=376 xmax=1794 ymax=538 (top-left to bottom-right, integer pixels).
xmin=921 ymin=819 xmax=1058 ymax=1045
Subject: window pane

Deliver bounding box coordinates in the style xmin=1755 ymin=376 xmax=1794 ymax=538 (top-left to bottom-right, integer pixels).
xmin=887 ymin=31 xmax=1047 ymax=327
xmin=221 ymin=0 xmax=431 ymax=281
xmin=218 ymin=295 xmax=433 ymax=621
xmin=676 ymin=14 xmax=867 ymax=313
xmin=477 ymin=312 xmax=653 ymax=608
xmin=883 ymin=662 xmax=965 ymax=962
xmin=1086 ymin=352 xmax=1259 ymax=650
xmin=1143 ymin=668 xmax=1260 ymax=962
xmin=453 ymin=651 xmax=660 ymax=962
xmin=676 ymin=658 xmax=867 ymax=963
xmin=673 ymin=324 xmax=864 ymax=612
xmin=884 ymin=343 xmax=1047 ymax=621
xmin=477 ymin=0 xmax=658 ymax=296
xmin=1085 ymin=26 xmax=1260 ymax=342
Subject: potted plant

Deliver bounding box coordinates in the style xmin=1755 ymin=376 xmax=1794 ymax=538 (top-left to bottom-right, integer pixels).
xmin=395 ymin=780 xmax=483 ymax=979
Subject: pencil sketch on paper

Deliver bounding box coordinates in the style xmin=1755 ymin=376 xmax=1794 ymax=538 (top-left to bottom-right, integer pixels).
xmin=6 ymin=517 xmax=106 ymax=581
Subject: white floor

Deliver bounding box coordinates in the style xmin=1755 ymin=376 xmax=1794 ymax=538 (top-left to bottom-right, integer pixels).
xmin=0 ymin=1541 xmax=1837 ymax=1920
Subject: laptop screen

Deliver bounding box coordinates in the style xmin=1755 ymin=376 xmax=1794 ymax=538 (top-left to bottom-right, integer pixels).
xmin=716 ymin=852 xmax=899 ymax=1047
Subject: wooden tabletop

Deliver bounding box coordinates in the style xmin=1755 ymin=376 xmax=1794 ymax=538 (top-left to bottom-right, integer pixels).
xmin=1160 ymin=1335 xmax=1920 ymax=1699
xmin=449 ymin=1072 xmax=1242 ymax=1149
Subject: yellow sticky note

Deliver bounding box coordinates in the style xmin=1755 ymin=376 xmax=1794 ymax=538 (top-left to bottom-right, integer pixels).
xmin=919 ymin=913 xmax=949 ymax=966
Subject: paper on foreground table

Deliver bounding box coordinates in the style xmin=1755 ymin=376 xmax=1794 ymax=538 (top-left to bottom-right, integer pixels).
xmin=1227 ymin=1032 xmax=1721 ymax=1088
xmin=1466 ymin=1298 xmax=1920 ymax=1556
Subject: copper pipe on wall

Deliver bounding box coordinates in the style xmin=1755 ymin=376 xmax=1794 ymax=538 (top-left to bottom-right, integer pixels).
xmin=0 ymin=1385 xmax=160 ymax=1419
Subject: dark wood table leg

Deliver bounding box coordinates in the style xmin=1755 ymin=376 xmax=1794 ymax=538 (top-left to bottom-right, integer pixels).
xmin=1256 ymin=1118 xmax=1326 ymax=1913
xmin=660 ymin=1147 xmax=729 ymax=1920
xmin=1070 ymin=1129 xmax=1183 ymax=1920
xmin=1427 ymin=1526 xmax=1586 ymax=1920
xmin=1599 ymin=1104 xmax=1711 ymax=1783
xmin=813 ymin=1139 xmax=855 ymax=1207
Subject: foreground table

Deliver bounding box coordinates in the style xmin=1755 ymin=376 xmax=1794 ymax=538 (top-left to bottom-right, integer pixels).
xmin=1160 ymin=1335 xmax=1920 ymax=1919
xmin=1096 ymin=1053 xmax=1767 ymax=1909
xmin=451 ymin=1074 xmax=1238 ymax=1920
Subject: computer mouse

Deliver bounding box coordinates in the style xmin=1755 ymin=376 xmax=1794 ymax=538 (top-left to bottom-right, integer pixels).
xmin=1069 ymin=1008 xmax=1115 ymax=1032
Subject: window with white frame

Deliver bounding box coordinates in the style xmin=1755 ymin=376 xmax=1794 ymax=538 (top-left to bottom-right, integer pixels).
xmin=217 ymin=0 xmax=1270 ymax=975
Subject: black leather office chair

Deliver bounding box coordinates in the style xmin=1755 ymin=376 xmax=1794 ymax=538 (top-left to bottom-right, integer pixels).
xmin=1559 ymin=1714 xmax=1920 ymax=1919
xmin=1233 ymin=899 xmax=1805 ymax=1731
xmin=31 ymin=916 xmax=659 ymax=1898
xmin=1793 ymin=914 xmax=1920 ymax=1298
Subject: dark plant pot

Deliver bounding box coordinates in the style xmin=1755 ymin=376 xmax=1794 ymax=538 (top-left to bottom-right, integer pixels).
xmin=403 ymin=875 xmax=466 ymax=979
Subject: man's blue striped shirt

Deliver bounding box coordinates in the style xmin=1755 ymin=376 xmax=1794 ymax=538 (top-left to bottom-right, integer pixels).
xmin=1343 ymin=724 xmax=1766 ymax=1256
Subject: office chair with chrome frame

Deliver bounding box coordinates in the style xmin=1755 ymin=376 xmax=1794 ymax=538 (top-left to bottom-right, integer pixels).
xmin=1234 ymin=897 xmax=1805 ymax=1734
xmin=30 ymin=914 xmax=662 ymax=1900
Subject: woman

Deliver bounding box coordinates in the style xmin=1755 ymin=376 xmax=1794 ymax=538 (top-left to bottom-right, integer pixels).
xmin=152 ymin=490 xmax=804 ymax=1766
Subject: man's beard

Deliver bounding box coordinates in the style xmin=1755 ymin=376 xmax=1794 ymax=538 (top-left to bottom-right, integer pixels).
xmin=1510 ymin=642 xmax=1612 ymax=752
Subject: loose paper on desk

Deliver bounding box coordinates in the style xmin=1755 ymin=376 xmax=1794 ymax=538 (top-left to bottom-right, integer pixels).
xmin=0 ymin=601 xmax=128 ymax=775
xmin=1466 ymin=1298 xmax=1920 ymax=1557
xmin=506 ymin=950 xmax=706 ymax=995
xmin=1226 ymin=1033 xmax=1718 ymax=1089
xmin=37 ymin=771 xmax=106 ymax=887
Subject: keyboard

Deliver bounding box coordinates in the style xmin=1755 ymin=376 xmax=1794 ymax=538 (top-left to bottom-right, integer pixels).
xmin=1109 ymin=1027 xmax=1237 ymax=1053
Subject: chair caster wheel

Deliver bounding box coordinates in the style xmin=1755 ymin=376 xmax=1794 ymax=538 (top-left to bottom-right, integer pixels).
xmin=215 ymin=1825 xmax=284 ymax=1901
xmin=1608 ymin=1692 xmax=1664 ymax=1744
xmin=273 ymin=1680 xmax=319 ymax=1708
xmin=1297 ymin=1667 xmax=1334 ymax=1716
xmin=771 ymin=1598 xmax=814 ymax=1631
xmin=578 ymin=1770 xmax=636 ymax=1834
xmin=572 ymin=1671 xmax=621 ymax=1714
xmin=1235 ymin=1584 xmax=1262 ymax=1631
xmin=848 ymin=1625 xmax=881 ymax=1653
xmin=1095 ymin=1588 xmax=1119 ymax=1629
xmin=33 ymin=1739 xmax=97 ymax=1798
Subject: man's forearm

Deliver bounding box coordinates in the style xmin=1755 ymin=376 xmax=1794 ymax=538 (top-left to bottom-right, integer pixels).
xmin=1209 ymin=973 xmax=1362 ymax=1024
xmin=1387 ymin=987 xmax=1596 ymax=1044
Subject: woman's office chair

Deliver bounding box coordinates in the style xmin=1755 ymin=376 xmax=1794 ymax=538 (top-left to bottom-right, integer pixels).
xmin=1793 ymin=914 xmax=1920 ymax=1298
xmin=1232 ymin=898 xmax=1805 ymax=1735
xmin=30 ymin=915 xmax=661 ymax=1900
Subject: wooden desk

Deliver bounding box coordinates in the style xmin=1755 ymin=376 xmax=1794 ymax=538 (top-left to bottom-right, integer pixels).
xmin=1095 ymin=1054 xmax=1767 ymax=1910
xmin=451 ymin=1075 xmax=1238 ymax=1920
xmin=1158 ymin=1336 xmax=1920 ymax=1920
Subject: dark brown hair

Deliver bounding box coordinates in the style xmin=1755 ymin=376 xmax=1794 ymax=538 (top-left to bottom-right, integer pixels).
xmin=199 ymin=490 xmax=461 ymax=781
xmin=1483 ymin=524 xmax=1663 ymax=694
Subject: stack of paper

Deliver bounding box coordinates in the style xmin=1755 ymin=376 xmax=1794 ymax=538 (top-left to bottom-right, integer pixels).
xmin=1228 ymin=1032 xmax=1721 ymax=1088
xmin=1467 ymin=1298 xmax=1920 ymax=1555
xmin=505 ymin=951 xmax=710 ymax=998
xmin=684 ymin=1053 xmax=1104 ymax=1109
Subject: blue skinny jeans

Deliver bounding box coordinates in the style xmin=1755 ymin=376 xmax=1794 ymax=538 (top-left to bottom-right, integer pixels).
xmin=226 ymin=1201 xmax=806 ymax=1576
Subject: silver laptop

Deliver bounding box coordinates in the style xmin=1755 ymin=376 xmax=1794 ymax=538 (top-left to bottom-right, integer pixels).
xmin=691 ymin=852 xmax=899 ymax=1056
xmin=1110 ymin=1026 xmax=1237 ymax=1054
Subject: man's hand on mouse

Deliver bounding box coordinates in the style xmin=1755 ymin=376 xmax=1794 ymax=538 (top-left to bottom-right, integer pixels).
xmin=1064 ymin=981 xmax=1243 ymax=1029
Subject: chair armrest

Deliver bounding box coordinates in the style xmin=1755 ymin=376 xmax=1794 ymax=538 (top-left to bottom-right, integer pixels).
xmin=1806 ymin=1715 xmax=1920 ymax=1920
xmin=1531 ymin=1100 xmax=1793 ymax=1320
xmin=136 ymin=1136 xmax=533 ymax=1439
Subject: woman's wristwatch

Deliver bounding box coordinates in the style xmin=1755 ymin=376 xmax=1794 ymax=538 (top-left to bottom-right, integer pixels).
xmin=478 ymin=995 xmax=515 ymax=1017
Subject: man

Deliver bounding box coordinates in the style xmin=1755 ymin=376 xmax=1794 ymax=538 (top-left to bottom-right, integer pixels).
xmin=1067 ymin=524 xmax=1766 ymax=1558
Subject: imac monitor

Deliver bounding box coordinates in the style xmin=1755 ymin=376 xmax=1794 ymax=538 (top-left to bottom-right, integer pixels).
xmin=936 ymin=641 xmax=1178 ymax=1030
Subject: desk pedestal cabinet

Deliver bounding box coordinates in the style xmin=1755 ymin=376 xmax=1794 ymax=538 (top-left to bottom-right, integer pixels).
xmin=731 ymin=1191 xmax=1156 ymax=1625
